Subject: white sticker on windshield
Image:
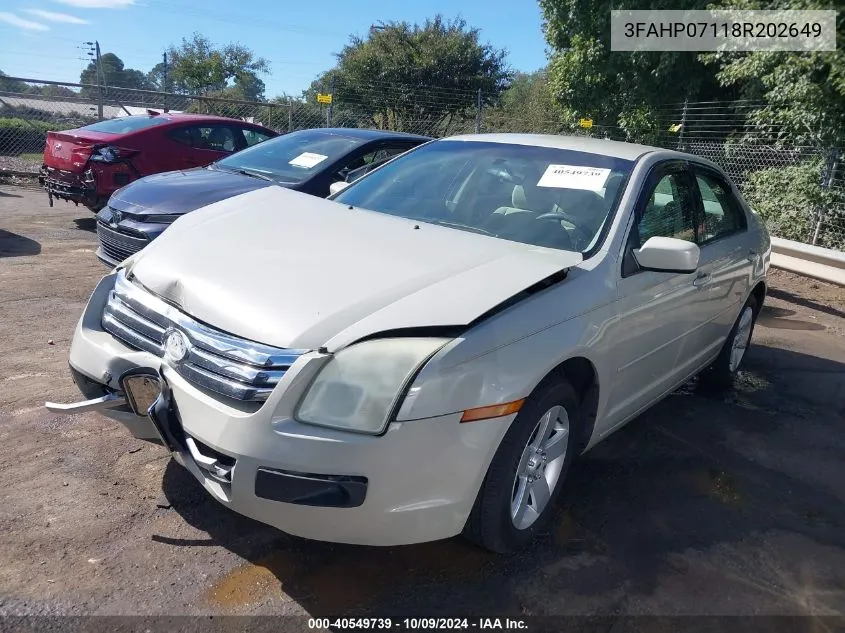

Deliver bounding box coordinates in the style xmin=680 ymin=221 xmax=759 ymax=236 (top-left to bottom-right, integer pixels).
xmin=288 ymin=152 xmax=328 ymax=169
xmin=537 ymin=165 xmax=611 ymax=190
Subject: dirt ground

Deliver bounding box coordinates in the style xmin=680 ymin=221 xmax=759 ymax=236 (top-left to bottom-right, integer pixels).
xmin=1 ymin=185 xmax=845 ymax=618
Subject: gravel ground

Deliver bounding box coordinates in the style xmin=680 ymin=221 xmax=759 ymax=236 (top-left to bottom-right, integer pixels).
xmin=1 ymin=185 xmax=844 ymax=619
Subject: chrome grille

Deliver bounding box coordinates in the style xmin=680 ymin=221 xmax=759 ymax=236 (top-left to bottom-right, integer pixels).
xmin=102 ymin=270 xmax=307 ymax=401
xmin=97 ymin=222 xmax=149 ymax=263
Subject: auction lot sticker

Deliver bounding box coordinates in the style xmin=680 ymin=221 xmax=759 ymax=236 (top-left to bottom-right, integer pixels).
xmin=289 ymin=152 xmax=328 ymax=168
xmin=537 ymin=165 xmax=611 ymax=190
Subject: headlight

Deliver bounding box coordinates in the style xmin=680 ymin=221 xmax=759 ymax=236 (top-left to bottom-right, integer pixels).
xmin=296 ymin=338 xmax=450 ymax=434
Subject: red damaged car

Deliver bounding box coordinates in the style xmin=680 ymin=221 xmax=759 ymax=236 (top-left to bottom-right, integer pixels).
xmin=39 ymin=112 xmax=278 ymax=212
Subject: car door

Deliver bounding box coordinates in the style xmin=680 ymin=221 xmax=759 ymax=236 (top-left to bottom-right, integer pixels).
xmin=166 ymin=124 xmax=239 ymax=170
xmin=684 ymin=165 xmax=754 ymax=364
xmin=604 ymin=160 xmax=709 ymax=429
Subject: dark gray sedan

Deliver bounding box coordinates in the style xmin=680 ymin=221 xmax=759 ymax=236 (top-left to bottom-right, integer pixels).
xmin=95 ymin=128 xmax=430 ymax=266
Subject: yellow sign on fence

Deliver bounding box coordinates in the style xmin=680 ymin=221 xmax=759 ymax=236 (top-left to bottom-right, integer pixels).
xmin=317 ymin=93 xmax=333 ymax=104
xmin=579 ymin=118 xmax=593 ymax=129
xmin=668 ymin=123 xmax=683 ymax=133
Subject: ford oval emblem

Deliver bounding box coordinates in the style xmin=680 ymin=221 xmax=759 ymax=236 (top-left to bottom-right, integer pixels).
xmin=163 ymin=329 xmax=190 ymax=364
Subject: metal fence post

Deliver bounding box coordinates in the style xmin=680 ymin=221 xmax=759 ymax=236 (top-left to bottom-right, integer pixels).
xmin=811 ymin=148 xmax=839 ymax=245
xmin=678 ymin=98 xmax=688 ymax=151
xmin=327 ymin=74 xmax=335 ymax=128
xmin=288 ymin=97 xmax=293 ymax=132
xmin=475 ymin=89 xmax=482 ymax=133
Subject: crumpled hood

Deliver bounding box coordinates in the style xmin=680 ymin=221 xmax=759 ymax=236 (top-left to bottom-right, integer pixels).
xmin=109 ymin=167 xmax=275 ymax=216
xmin=128 ymin=187 xmax=582 ymax=351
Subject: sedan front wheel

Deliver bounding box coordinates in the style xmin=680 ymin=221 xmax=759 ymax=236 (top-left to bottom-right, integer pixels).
xmin=463 ymin=374 xmax=580 ymax=553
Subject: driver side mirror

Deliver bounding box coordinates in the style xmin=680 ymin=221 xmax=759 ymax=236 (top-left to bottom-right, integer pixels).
xmin=633 ymin=236 xmax=700 ymax=273
xmin=329 ymin=180 xmax=350 ymax=196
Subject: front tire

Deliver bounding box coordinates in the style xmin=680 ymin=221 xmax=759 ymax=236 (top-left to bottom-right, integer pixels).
xmin=463 ymin=375 xmax=580 ymax=553
xmin=702 ymin=295 xmax=759 ymax=387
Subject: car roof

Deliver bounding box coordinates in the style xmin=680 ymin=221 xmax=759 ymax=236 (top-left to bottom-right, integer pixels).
xmin=444 ymin=133 xmax=661 ymax=161
xmin=115 ymin=113 xmax=272 ymax=127
xmin=311 ymin=128 xmax=432 ymax=142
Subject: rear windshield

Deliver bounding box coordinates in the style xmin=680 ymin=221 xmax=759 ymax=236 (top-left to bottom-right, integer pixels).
xmin=78 ymin=116 xmax=171 ymax=135
xmin=214 ymin=129 xmax=364 ymax=184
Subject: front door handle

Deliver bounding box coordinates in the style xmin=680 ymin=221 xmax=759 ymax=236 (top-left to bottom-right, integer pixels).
xmin=693 ymin=272 xmax=712 ymax=288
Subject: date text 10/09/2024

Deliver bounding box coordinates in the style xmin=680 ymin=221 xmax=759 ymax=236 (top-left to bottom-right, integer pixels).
xmin=308 ymin=618 xmax=528 ymax=630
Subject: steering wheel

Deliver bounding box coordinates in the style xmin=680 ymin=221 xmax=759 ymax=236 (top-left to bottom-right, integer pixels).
xmin=530 ymin=214 xmax=576 ymax=251
xmin=534 ymin=213 xmax=592 ymax=250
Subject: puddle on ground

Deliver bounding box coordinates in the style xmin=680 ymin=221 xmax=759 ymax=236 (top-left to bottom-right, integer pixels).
xmin=206 ymin=538 xmax=493 ymax=612
xmin=691 ymin=469 xmax=741 ymax=504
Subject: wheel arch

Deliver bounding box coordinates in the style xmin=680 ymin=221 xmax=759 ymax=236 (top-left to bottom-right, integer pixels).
xmin=750 ymin=279 xmax=767 ymax=314
xmin=536 ymin=355 xmax=599 ymax=456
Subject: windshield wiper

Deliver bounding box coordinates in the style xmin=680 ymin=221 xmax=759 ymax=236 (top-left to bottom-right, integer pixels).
xmin=217 ymin=166 xmax=275 ymax=182
xmin=429 ymin=219 xmax=495 ymax=236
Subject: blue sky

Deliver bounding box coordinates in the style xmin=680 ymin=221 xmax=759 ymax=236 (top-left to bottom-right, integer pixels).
xmin=0 ymin=0 xmax=549 ymax=97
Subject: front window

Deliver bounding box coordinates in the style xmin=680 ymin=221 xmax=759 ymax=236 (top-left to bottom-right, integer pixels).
xmin=214 ymin=129 xmax=365 ymax=184
xmin=78 ymin=116 xmax=171 ymax=134
xmin=333 ymin=140 xmax=634 ymax=253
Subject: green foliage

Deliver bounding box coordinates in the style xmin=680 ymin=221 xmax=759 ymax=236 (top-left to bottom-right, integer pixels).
xmin=742 ymin=157 xmax=844 ymax=248
xmin=700 ymin=0 xmax=845 ymax=145
xmin=79 ymin=53 xmax=151 ymax=97
xmin=539 ymin=0 xmax=728 ymax=131
xmin=483 ymin=70 xmax=566 ymax=133
xmin=322 ymin=15 xmax=510 ymax=134
xmin=0 ymin=118 xmax=54 ymax=156
xmin=164 ymin=33 xmax=269 ymax=99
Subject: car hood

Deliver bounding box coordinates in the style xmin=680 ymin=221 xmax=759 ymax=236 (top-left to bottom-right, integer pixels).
xmin=109 ymin=167 xmax=276 ymax=216
xmin=128 ymin=187 xmax=582 ymax=352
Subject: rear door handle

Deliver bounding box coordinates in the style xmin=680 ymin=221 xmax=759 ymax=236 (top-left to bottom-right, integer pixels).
xmin=693 ymin=272 xmax=712 ymax=288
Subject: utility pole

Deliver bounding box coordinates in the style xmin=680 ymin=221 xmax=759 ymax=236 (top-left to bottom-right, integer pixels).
xmin=94 ymin=40 xmax=103 ymax=119
xmin=83 ymin=41 xmax=103 ymax=118
xmin=162 ymin=51 xmax=169 ymax=112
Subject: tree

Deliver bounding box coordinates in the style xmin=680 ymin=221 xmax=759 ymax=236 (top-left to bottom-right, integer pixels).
xmin=79 ymin=53 xmax=150 ymax=97
xmin=0 ymin=71 xmax=29 ymax=93
xmin=540 ymin=0 xmax=730 ymax=140
xmin=483 ymin=69 xmax=564 ymax=133
xmin=701 ymin=0 xmax=845 ymax=146
xmin=164 ymin=33 xmax=269 ymax=99
xmin=324 ymin=16 xmax=511 ymax=135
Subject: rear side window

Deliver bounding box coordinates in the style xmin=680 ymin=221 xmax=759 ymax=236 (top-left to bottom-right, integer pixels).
xmin=168 ymin=125 xmax=238 ymax=152
xmin=241 ymin=128 xmax=273 ymax=147
xmin=78 ymin=116 xmax=170 ymax=134
xmin=694 ymin=173 xmax=746 ymax=243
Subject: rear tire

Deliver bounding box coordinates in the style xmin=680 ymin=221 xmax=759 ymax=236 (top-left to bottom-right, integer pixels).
xmin=701 ymin=295 xmax=759 ymax=387
xmin=463 ymin=374 xmax=580 ymax=553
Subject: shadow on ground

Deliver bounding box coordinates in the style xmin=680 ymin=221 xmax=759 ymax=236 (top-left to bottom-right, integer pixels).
xmin=159 ymin=344 xmax=845 ymax=616
xmin=73 ymin=217 xmax=97 ymax=233
xmin=0 ymin=190 xmax=22 ymax=198
xmin=0 ymin=229 xmax=40 ymax=257
xmin=767 ymin=288 xmax=845 ymax=321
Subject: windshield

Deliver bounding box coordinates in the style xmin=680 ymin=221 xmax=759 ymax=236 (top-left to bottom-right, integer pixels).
xmin=79 ymin=116 xmax=171 ymax=134
xmin=214 ymin=129 xmax=365 ymax=184
xmin=334 ymin=140 xmax=634 ymax=253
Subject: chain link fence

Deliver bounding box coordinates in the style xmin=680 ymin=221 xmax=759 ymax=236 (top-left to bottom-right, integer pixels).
xmin=1 ymin=75 xmax=842 ymax=250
